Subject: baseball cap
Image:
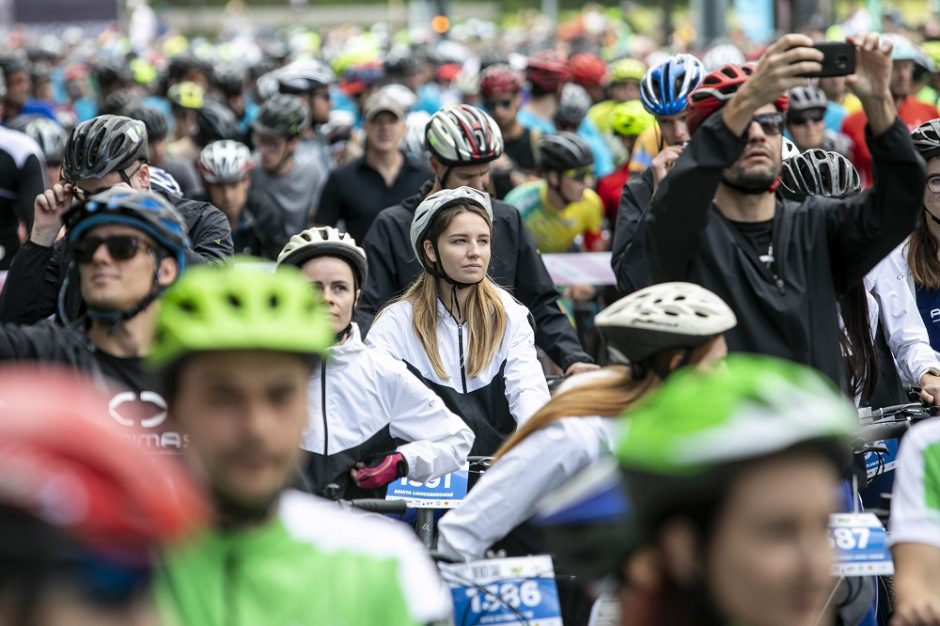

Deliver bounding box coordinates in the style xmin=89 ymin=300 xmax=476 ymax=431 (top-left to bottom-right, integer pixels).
xmin=364 ymin=88 xmax=405 ymax=122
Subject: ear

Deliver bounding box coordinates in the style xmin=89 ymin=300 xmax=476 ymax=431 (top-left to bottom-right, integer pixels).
xmin=545 ymin=171 xmax=558 ymax=186
xmin=422 ymin=239 xmax=437 ymax=265
xmin=428 ymin=157 xmax=444 ymax=178
xmin=137 ymin=162 xmax=151 ymax=191
xmin=658 ymin=517 xmax=702 ymax=587
xmin=667 ymin=350 xmax=685 ymax=372
xmin=158 ymin=256 xmax=179 ymax=287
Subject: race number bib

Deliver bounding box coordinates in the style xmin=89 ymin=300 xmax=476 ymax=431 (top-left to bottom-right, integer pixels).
xmin=439 ymin=555 xmax=562 ymax=626
xmin=829 ymin=512 xmax=894 ymax=576
xmin=385 ymin=466 xmax=469 ymax=509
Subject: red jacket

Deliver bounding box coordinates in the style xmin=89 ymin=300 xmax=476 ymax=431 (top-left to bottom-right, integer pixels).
xmin=842 ymin=97 xmax=939 ymax=187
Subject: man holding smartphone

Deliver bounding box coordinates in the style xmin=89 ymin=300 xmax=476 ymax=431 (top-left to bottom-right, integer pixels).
xmin=643 ymin=33 xmax=925 ymax=391
xmin=842 ymin=34 xmax=939 ymax=187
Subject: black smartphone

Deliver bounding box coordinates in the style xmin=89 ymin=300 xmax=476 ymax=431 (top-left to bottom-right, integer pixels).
xmin=803 ymin=41 xmax=856 ymax=78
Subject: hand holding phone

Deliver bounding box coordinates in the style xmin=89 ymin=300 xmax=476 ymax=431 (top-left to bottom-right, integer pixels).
xmin=801 ymin=41 xmax=856 ymax=78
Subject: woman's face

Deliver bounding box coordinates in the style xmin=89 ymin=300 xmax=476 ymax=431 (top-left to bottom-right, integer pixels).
xmin=424 ymin=210 xmax=491 ymax=284
xmin=300 ymin=256 xmax=358 ymax=333
xmin=706 ymin=453 xmax=839 ymax=626
xmin=924 ymin=157 xmax=940 ymax=219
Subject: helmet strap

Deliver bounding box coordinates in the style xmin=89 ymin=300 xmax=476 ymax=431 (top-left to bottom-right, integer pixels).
xmin=86 ymin=249 xmax=168 ymax=335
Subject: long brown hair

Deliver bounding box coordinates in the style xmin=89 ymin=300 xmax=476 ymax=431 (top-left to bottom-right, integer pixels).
xmin=908 ymin=212 xmax=940 ymax=289
xmin=392 ymin=203 xmax=507 ymax=380
xmin=495 ymin=340 xmax=721 ymax=459
xmin=839 ymin=285 xmax=878 ymax=399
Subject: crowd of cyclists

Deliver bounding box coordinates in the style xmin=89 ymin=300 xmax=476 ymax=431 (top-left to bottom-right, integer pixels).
xmin=6 ymin=5 xmax=940 ymax=626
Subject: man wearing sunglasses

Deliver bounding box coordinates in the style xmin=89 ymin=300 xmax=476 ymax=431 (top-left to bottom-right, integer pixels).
xmin=0 ymin=188 xmax=191 ymax=453
xmin=0 ymin=114 xmax=233 ymax=327
xmin=505 ymin=131 xmax=604 ymax=254
xmin=785 ymin=84 xmax=851 ymax=157
xmin=643 ymin=33 xmax=926 ymax=391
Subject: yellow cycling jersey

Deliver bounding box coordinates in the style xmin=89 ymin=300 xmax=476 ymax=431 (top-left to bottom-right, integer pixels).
xmin=628 ymin=125 xmax=665 ymax=173
xmin=504 ymin=180 xmax=604 ymax=253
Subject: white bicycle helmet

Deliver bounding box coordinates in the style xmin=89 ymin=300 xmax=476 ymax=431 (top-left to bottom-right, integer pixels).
xmin=197 ymin=140 xmax=253 ymax=184
xmin=277 ymin=58 xmax=336 ymax=94
xmin=410 ymin=186 xmax=493 ymax=274
xmin=425 ymin=104 xmax=503 ymax=167
xmin=595 ymin=281 xmax=737 ymax=366
xmin=403 ymin=111 xmax=432 ymax=160
xmin=277 ymin=226 xmax=368 ymax=286
xmin=782 ymin=137 xmax=800 ymax=161
xmin=7 ymin=114 xmax=67 ymax=162
xmin=701 ymin=43 xmax=746 ymax=72
xmin=786 ymin=84 xmax=828 ymax=115
xmin=149 ymin=166 xmax=183 ymax=197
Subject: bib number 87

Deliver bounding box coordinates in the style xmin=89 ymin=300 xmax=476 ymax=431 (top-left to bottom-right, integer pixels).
xmin=829 ymin=527 xmax=870 ymax=551
xmin=466 ymin=580 xmax=542 ymax=613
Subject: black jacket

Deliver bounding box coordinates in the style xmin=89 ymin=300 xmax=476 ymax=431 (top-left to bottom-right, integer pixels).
xmin=0 ymin=320 xmax=185 ymax=454
xmin=356 ymin=182 xmax=593 ymax=371
xmin=193 ymin=189 xmax=287 ymax=260
xmin=0 ymin=194 xmax=234 ymax=324
xmin=610 ymin=167 xmax=655 ymax=294
xmin=646 ymin=113 xmax=925 ymax=388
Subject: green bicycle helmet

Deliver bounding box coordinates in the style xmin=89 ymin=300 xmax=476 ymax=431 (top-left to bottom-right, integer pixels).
xmin=149 ymin=260 xmax=334 ymax=369
xmin=609 ymin=100 xmax=655 ymax=138
xmin=617 ymin=354 xmax=857 ymax=538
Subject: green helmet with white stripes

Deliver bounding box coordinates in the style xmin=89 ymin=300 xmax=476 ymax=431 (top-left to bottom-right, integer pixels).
xmin=616 ymin=355 xmax=857 ymax=536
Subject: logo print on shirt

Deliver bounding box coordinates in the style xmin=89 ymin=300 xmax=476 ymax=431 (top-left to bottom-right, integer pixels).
xmin=108 ymin=390 xmax=188 ymax=452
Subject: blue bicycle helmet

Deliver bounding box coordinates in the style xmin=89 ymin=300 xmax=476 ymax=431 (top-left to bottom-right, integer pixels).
xmin=639 ymin=54 xmax=705 ymax=117
xmin=149 ymin=166 xmax=183 ymax=198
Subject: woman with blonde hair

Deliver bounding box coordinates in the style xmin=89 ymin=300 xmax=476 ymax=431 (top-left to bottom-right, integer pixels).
xmin=436 ymin=281 xmax=737 ymax=561
xmin=366 ymin=186 xmax=549 ymax=456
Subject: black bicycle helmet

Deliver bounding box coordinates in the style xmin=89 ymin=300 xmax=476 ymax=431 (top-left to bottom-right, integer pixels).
xmin=912 ymin=119 xmax=940 ymax=161
xmin=786 ymin=84 xmax=828 ymax=116
xmin=92 ymin=57 xmax=132 ymax=89
xmin=537 ymin=132 xmax=594 ymax=171
xmin=62 ymin=115 xmax=148 ymax=183
xmin=195 ymin=100 xmax=241 ymax=147
xmin=123 ymin=102 xmax=169 ymax=142
xmin=213 ymin=65 xmax=246 ymax=97
xmin=99 ymin=91 xmax=136 ymax=116
xmin=251 ymin=94 xmax=310 ymax=138
xmin=780 ymin=149 xmax=861 ymax=199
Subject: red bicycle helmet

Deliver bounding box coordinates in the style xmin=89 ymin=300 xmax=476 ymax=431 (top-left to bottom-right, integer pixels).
xmin=568 ymin=52 xmax=608 ymax=88
xmin=0 ymin=365 xmax=207 ymax=562
xmin=686 ymin=63 xmax=789 ymax=136
xmin=480 ymin=64 xmax=523 ymax=97
xmin=526 ymin=50 xmax=569 ymax=93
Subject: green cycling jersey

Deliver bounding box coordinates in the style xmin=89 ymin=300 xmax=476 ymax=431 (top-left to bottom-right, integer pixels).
xmin=155 ymin=490 xmax=451 ymax=626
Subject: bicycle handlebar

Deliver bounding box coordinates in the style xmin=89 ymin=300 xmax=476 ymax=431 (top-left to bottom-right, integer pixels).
xmin=347 ymin=498 xmax=408 ymax=515
xmin=857 ymin=419 xmax=911 ymax=444
xmin=859 ymin=403 xmax=937 ymax=421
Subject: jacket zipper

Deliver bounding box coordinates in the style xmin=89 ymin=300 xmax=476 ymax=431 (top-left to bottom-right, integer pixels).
xmin=457 ymin=323 xmax=468 ymax=394
xmin=320 ymin=360 xmax=329 ymax=495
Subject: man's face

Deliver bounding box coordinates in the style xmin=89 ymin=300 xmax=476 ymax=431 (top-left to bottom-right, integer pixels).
xmin=610 ymin=80 xmax=639 ymax=103
xmin=482 ymin=91 xmax=520 ymax=129
xmin=657 ymin=111 xmax=690 ymax=146
xmin=148 ymin=139 xmax=167 ymax=166
xmin=173 ymin=109 xmax=197 ymax=138
xmin=364 ymin=111 xmax=404 ymax=153
xmin=817 ymin=76 xmax=845 ymax=101
xmin=723 ymin=105 xmax=783 ymax=192
xmin=5 ymin=70 xmax=30 ymax=108
xmin=309 ymin=87 xmax=332 ymax=125
xmin=171 ymin=350 xmax=312 ymax=514
xmin=76 ymin=224 xmax=177 ymax=311
xmin=207 ymin=179 xmax=251 ymax=219
xmin=72 ymin=162 xmax=150 ymax=200
xmin=253 ymin=132 xmax=294 ymax=174
xmin=891 ymin=59 xmax=914 ymax=100
xmin=431 ymin=160 xmax=490 ymax=190
xmin=786 ymin=108 xmax=826 ymax=152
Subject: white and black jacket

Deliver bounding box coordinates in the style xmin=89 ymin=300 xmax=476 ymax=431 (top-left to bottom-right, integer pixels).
xmin=303 ymin=323 xmax=474 ymax=499
xmin=367 ymin=288 xmax=550 ymax=456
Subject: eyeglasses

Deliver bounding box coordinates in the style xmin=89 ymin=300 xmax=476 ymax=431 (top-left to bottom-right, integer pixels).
xmin=563 ymin=166 xmax=594 ymax=182
xmin=69 ymin=161 xmax=146 ymax=201
xmin=928 ymin=175 xmax=940 ymax=193
xmin=71 ymin=235 xmax=150 ymax=264
xmin=788 ymin=111 xmax=825 ymax=126
xmin=749 ymin=112 xmax=785 ymax=136
xmin=483 ymin=99 xmax=513 ymax=111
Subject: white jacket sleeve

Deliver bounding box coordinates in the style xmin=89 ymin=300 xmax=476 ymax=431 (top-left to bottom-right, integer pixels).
xmin=502 ymin=314 xmax=551 ymax=425
xmin=386 ymin=359 xmax=475 ymax=482
xmin=869 ymin=253 xmax=940 ymax=386
xmin=437 ymin=417 xmax=613 ymax=561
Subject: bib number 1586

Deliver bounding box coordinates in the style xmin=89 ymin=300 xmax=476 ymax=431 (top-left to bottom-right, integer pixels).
xmin=465 ymin=580 xmax=542 ymax=613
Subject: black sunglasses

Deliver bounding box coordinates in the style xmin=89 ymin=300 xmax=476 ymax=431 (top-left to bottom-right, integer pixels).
xmin=71 ymin=235 xmax=149 ymax=264
xmin=484 ymin=99 xmax=513 ymax=111
xmin=788 ymin=110 xmax=825 ymax=126
xmin=749 ymin=112 xmax=785 ymax=136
